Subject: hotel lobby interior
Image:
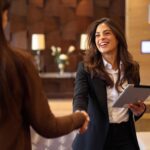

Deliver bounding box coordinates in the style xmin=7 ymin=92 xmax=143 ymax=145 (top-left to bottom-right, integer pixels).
xmin=4 ymin=0 xmax=150 ymax=149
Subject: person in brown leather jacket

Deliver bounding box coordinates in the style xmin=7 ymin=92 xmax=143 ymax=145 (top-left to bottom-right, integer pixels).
xmin=0 ymin=0 xmax=89 ymax=149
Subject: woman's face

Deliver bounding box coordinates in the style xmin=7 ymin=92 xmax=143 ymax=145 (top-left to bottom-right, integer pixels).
xmin=95 ymin=23 xmax=118 ymax=56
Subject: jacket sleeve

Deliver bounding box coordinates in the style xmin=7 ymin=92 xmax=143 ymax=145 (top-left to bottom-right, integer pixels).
xmin=133 ymin=104 xmax=146 ymax=121
xmin=133 ymin=63 xmax=146 ymax=121
xmin=73 ymin=62 xmax=89 ymax=112
xmin=21 ymin=56 xmax=85 ymax=138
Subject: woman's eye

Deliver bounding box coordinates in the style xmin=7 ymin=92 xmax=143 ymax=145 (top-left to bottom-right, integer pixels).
xmin=105 ymin=32 xmax=110 ymax=35
xmin=95 ymin=34 xmax=100 ymax=37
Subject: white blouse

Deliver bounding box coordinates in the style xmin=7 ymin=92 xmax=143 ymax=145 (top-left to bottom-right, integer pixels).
xmin=103 ymin=58 xmax=129 ymax=123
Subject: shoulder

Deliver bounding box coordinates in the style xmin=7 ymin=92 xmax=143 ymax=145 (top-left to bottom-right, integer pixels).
xmin=10 ymin=48 xmax=38 ymax=77
xmin=77 ymin=61 xmax=87 ymax=74
xmin=12 ymin=48 xmax=35 ymax=66
xmin=13 ymin=48 xmax=33 ymax=59
xmin=78 ymin=61 xmax=84 ymax=68
xmin=76 ymin=62 xmax=92 ymax=81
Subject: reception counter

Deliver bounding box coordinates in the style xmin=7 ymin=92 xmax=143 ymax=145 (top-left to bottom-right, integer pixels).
xmin=39 ymin=72 xmax=76 ymax=99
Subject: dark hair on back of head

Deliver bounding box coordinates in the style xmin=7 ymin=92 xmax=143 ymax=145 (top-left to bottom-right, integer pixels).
xmin=1 ymin=0 xmax=10 ymax=11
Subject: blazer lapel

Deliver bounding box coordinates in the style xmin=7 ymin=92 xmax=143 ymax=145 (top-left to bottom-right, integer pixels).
xmin=91 ymin=77 xmax=108 ymax=116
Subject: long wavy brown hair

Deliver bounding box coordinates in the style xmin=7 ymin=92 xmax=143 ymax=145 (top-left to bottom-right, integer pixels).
xmin=0 ymin=0 xmax=42 ymax=121
xmin=83 ymin=18 xmax=140 ymax=91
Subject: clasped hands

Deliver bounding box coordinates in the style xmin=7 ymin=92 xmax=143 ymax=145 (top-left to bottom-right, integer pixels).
xmin=128 ymin=100 xmax=146 ymax=116
xmin=75 ymin=110 xmax=90 ymax=134
xmin=74 ymin=101 xmax=146 ymax=134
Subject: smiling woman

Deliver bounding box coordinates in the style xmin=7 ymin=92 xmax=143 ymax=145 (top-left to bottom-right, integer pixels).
xmin=95 ymin=23 xmax=118 ymax=69
xmin=72 ymin=17 xmax=146 ymax=150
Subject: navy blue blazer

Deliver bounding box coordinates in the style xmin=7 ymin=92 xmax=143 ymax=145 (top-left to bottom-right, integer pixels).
xmin=72 ymin=62 xmax=143 ymax=150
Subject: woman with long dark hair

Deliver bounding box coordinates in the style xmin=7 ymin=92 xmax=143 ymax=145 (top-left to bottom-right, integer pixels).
xmin=73 ymin=18 xmax=146 ymax=150
xmin=0 ymin=0 xmax=89 ymax=149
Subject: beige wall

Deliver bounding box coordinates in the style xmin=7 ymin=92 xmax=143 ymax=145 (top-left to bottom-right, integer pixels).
xmin=126 ymin=0 xmax=150 ymax=84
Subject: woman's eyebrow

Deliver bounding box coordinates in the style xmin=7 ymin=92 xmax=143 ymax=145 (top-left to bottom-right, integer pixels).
xmin=95 ymin=29 xmax=112 ymax=34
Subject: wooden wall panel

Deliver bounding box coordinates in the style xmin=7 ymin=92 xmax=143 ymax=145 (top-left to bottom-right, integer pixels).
xmin=109 ymin=0 xmax=124 ymax=16
xmin=46 ymin=31 xmax=62 ymax=47
xmin=10 ymin=15 xmax=27 ymax=33
xmin=59 ymin=6 xmax=76 ymax=25
xmin=44 ymin=17 xmax=59 ymax=32
xmin=28 ymin=0 xmax=45 ymax=8
xmin=7 ymin=0 xmax=125 ymax=72
xmin=44 ymin=0 xmax=61 ymax=17
xmin=76 ymin=0 xmax=93 ymax=17
xmin=61 ymin=0 xmax=77 ymax=7
xmin=94 ymin=7 xmax=108 ymax=19
xmin=28 ymin=22 xmax=44 ymax=33
xmin=126 ymin=0 xmax=150 ymax=84
xmin=95 ymin=0 xmax=110 ymax=7
xmin=76 ymin=17 xmax=92 ymax=33
xmin=27 ymin=5 xmax=43 ymax=24
xmin=10 ymin=31 xmax=28 ymax=50
xmin=3 ymin=0 xmax=126 ymax=98
xmin=11 ymin=0 xmax=27 ymax=16
xmin=62 ymin=21 xmax=77 ymax=40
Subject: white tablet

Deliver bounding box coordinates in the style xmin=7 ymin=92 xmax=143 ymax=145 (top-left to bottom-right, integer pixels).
xmin=113 ymin=84 xmax=150 ymax=107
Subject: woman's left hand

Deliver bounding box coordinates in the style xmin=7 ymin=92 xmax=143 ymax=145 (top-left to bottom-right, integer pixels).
xmin=128 ymin=101 xmax=146 ymax=116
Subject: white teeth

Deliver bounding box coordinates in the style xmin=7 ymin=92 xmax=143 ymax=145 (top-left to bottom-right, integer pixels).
xmin=100 ymin=42 xmax=107 ymax=46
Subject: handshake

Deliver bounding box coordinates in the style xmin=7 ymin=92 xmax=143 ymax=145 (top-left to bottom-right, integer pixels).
xmin=75 ymin=110 xmax=90 ymax=134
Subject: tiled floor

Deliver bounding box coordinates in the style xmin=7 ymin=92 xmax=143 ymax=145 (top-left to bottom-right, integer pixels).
xmin=31 ymin=99 xmax=150 ymax=150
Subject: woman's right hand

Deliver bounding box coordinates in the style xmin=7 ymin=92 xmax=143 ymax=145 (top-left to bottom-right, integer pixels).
xmin=77 ymin=110 xmax=90 ymax=134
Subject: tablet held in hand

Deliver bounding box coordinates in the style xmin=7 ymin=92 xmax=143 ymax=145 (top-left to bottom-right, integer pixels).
xmin=113 ymin=84 xmax=150 ymax=108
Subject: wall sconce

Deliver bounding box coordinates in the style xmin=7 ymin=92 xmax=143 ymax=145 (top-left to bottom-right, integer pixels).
xmin=31 ymin=33 xmax=45 ymax=72
xmin=80 ymin=33 xmax=88 ymax=50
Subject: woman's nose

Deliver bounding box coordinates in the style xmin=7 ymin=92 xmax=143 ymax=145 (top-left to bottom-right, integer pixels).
xmin=97 ymin=35 xmax=105 ymax=42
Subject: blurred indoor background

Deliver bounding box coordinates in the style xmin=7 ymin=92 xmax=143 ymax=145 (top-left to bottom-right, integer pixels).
xmin=4 ymin=0 xmax=150 ymax=149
